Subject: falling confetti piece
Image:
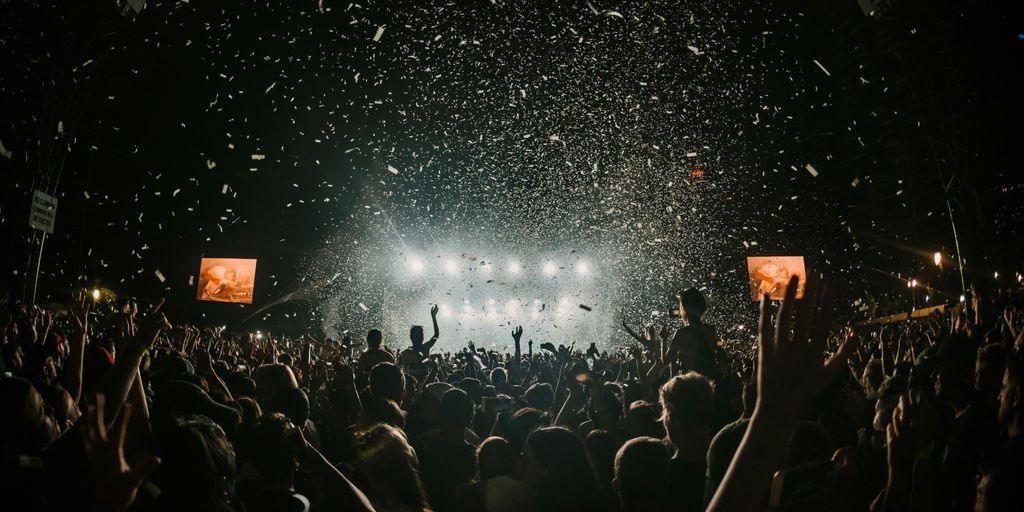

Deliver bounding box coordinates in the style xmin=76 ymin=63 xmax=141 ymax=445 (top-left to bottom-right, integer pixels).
xmin=805 ymin=164 xmax=819 ymax=177
xmin=387 ymin=165 xmax=400 ymax=175
xmin=154 ymin=270 xmax=166 ymax=282
xmin=373 ymin=26 xmax=385 ymax=42
xmin=251 ymin=154 xmax=265 ymax=160
xmin=813 ymin=59 xmax=831 ymax=76
xmin=358 ymin=302 xmax=369 ymax=311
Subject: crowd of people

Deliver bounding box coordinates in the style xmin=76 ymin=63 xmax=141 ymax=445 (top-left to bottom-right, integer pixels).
xmin=2 ymin=273 xmax=1023 ymax=511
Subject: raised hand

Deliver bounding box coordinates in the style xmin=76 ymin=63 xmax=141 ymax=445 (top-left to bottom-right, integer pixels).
xmin=69 ymin=291 xmax=91 ymax=335
xmin=755 ymin=274 xmax=858 ymax=423
xmin=82 ymin=395 xmax=161 ymax=512
xmin=134 ymin=299 xmax=171 ymax=350
xmin=659 ymin=324 xmax=670 ymax=341
xmin=512 ymin=325 xmax=523 ymax=342
xmin=644 ymin=324 xmax=657 ymax=341
xmin=431 ymin=304 xmax=440 ymax=317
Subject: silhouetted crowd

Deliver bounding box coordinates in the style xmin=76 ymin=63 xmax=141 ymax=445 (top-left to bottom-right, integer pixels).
xmin=2 ymin=275 xmax=1023 ymax=511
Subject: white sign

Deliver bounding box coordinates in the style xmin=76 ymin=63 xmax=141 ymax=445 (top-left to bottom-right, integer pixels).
xmin=29 ymin=190 xmax=57 ymax=234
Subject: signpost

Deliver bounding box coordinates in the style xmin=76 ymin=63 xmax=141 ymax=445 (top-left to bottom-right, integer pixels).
xmin=29 ymin=190 xmax=58 ymax=234
xmin=28 ymin=190 xmax=57 ymax=305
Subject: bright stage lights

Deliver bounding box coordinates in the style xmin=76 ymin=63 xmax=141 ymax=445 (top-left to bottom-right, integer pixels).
xmin=409 ymin=258 xmax=424 ymax=273
xmin=576 ymin=261 xmax=590 ymax=274
xmin=508 ymin=261 xmax=521 ymax=274
xmin=542 ymin=261 xmax=557 ymax=276
xmin=481 ymin=262 xmax=493 ymax=273
xmin=91 ymin=288 xmax=101 ymax=300
xmin=445 ymin=260 xmax=457 ymax=274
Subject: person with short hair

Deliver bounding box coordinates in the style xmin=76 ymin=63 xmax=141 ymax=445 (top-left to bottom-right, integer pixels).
xmin=613 ymin=436 xmax=671 ymax=512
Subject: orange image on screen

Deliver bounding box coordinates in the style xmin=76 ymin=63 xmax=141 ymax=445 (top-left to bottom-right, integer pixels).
xmin=746 ymin=256 xmax=806 ymax=301
xmin=196 ymin=258 xmax=257 ymax=304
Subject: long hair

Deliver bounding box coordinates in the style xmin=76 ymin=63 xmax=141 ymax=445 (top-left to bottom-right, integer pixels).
xmin=354 ymin=423 xmax=430 ymax=511
xmin=526 ymin=427 xmax=603 ymax=512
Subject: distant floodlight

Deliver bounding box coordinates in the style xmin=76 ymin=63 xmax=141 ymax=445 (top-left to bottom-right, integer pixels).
xmin=543 ymin=261 xmax=557 ymax=276
xmin=440 ymin=304 xmax=452 ymax=318
xmin=908 ymin=279 xmax=917 ymax=288
xmin=487 ymin=298 xmax=496 ymax=306
xmin=959 ymin=294 xmax=966 ymax=303
xmin=994 ymin=271 xmax=999 ymax=280
xmin=91 ymin=288 xmax=101 ymax=300
xmin=445 ymin=260 xmax=457 ymax=274
xmin=409 ymin=258 xmax=424 ymax=273
xmin=481 ymin=262 xmax=493 ymax=273
xmin=933 ymin=252 xmax=942 ymax=266
xmin=506 ymin=299 xmax=520 ymax=314
xmin=255 ymin=331 xmax=264 ymax=340
xmin=576 ymin=261 xmax=590 ymax=274
xmin=508 ymin=261 xmax=521 ymax=274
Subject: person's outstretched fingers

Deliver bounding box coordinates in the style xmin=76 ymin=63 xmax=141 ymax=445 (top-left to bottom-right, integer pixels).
xmin=793 ymin=273 xmax=820 ymax=346
xmin=774 ymin=276 xmax=800 ymax=347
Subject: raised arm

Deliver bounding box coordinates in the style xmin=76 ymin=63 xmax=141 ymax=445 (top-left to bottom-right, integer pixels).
xmin=64 ymin=291 xmax=91 ymax=403
xmin=97 ymin=301 xmax=171 ymax=424
xmin=707 ymin=275 xmax=857 ymax=512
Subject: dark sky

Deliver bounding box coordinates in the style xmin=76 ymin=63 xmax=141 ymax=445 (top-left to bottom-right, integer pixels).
xmin=1 ymin=0 xmax=1021 ymax=340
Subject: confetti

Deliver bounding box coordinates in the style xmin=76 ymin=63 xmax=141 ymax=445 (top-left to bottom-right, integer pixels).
xmin=812 ymin=59 xmax=831 ymax=77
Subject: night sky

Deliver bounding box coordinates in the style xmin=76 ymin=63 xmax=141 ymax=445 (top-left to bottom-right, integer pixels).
xmin=1 ymin=0 xmax=1021 ymax=348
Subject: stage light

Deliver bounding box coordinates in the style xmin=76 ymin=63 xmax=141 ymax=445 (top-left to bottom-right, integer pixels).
xmin=508 ymin=261 xmax=521 ymax=274
xmin=933 ymin=252 xmax=942 ymax=266
xmin=908 ymin=279 xmax=917 ymax=288
xmin=737 ymin=324 xmax=745 ymax=331
xmin=91 ymin=288 xmax=101 ymax=300
xmin=487 ymin=298 xmax=496 ymax=306
xmin=506 ymin=299 xmax=520 ymax=314
xmin=994 ymin=271 xmax=999 ymax=280
xmin=481 ymin=262 xmax=493 ymax=273
xmin=959 ymin=294 xmax=966 ymax=303
xmin=440 ymin=304 xmax=452 ymax=318
xmin=445 ymin=260 xmax=457 ymax=274
xmin=409 ymin=258 xmax=424 ymax=273
xmin=576 ymin=261 xmax=590 ymax=275
xmin=255 ymin=331 xmax=264 ymax=340
xmin=543 ymin=261 xmax=557 ymax=276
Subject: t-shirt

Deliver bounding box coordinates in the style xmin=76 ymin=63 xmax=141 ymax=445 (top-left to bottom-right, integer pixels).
xmin=668 ymin=456 xmax=707 ymax=512
xmin=357 ymin=347 xmax=395 ymax=375
xmin=703 ymin=417 xmax=750 ymax=506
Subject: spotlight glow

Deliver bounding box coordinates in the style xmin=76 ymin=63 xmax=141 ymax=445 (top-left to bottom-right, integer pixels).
xmin=542 ymin=261 xmax=557 ymax=276
xmin=481 ymin=262 xmax=493 ymax=273
xmin=576 ymin=261 xmax=590 ymax=274
xmin=933 ymin=252 xmax=942 ymax=266
xmin=508 ymin=261 xmax=521 ymax=274
xmin=445 ymin=260 xmax=457 ymax=274
xmin=409 ymin=258 xmax=424 ymax=273
xmin=91 ymin=288 xmax=101 ymax=300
